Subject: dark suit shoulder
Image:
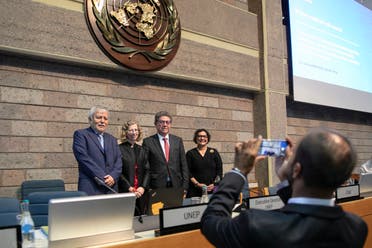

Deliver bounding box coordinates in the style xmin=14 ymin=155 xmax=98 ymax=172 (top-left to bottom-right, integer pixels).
xmin=75 ymin=127 xmax=101 ymax=136
xmin=169 ymin=134 xmax=182 ymax=140
xmin=102 ymin=132 xmax=117 ymax=140
xmin=74 ymin=127 xmax=90 ymax=134
xmin=143 ymin=134 xmax=157 ymax=142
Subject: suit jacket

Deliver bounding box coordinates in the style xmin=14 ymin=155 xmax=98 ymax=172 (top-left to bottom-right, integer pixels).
xmin=118 ymin=141 xmax=150 ymax=192
xmin=72 ymin=127 xmax=122 ymax=195
xmin=142 ymin=134 xmax=189 ymax=190
xmin=201 ymin=173 xmax=368 ymax=248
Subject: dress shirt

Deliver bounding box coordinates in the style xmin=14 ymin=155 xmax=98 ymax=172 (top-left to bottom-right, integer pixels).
xmin=288 ymin=197 xmax=335 ymax=206
xmin=157 ymin=133 xmax=169 ymax=158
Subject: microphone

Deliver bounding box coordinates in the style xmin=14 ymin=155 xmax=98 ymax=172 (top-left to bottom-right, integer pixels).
xmin=94 ymin=176 xmax=118 ymax=194
xmin=94 ymin=176 xmax=143 ymax=223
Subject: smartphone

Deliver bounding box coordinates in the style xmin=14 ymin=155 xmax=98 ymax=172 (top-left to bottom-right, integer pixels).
xmin=258 ymin=139 xmax=288 ymax=157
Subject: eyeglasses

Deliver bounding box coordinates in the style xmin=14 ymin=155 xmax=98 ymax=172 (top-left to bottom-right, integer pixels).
xmin=157 ymin=120 xmax=171 ymax=125
xmin=127 ymin=129 xmax=138 ymax=133
xmin=197 ymin=135 xmax=208 ymax=138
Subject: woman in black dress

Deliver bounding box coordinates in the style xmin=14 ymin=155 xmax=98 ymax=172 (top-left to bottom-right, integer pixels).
xmin=118 ymin=120 xmax=150 ymax=215
xmin=186 ymin=128 xmax=223 ymax=198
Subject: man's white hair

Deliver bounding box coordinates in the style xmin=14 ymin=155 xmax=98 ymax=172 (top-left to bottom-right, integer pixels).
xmin=88 ymin=106 xmax=109 ymax=121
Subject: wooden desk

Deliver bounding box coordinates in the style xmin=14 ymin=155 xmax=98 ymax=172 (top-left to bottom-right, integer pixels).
xmin=100 ymin=229 xmax=213 ymax=248
xmin=341 ymin=197 xmax=372 ymax=248
xmin=98 ymin=197 xmax=372 ymax=248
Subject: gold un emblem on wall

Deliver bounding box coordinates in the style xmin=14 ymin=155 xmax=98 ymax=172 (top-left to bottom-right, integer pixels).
xmin=85 ymin=0 xmax=181 ymax=71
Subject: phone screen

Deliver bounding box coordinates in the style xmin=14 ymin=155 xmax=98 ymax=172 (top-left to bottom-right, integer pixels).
xmin=258 ymin=139 xmax=288 ymax=157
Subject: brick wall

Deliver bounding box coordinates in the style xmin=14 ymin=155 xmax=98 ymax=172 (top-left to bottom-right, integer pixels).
xmin=0 ymin=55 xmax=254 ymax=197
xmin=287 ymin=101 xmax=372 ymax=172
xmin=0 ymin=0 xmax=371 ymax=197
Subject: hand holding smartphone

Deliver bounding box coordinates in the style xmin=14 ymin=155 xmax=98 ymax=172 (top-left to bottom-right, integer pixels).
xmin=258 ymin=139 xmax=288 ymax=157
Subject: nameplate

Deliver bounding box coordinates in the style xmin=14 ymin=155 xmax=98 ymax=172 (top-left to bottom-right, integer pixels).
xmin=248 ymin=195 xmax=284 ymax=210
xmin=336 ymin=184 xmax=360 ymax=202
xmin=159 ymin=204 xmax=207 ymax=235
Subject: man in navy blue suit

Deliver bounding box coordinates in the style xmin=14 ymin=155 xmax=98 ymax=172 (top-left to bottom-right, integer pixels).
xmin=73 ymin=106 xmax=122 ymax=195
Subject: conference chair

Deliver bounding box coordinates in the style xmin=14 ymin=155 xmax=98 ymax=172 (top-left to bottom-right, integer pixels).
xmin=27 ymin=191 xmax=87 ymax=227
xmin=21 ymin=179 xmax=65 ymax=200
xmin=0 ymin=197 xmax=21 ymax=227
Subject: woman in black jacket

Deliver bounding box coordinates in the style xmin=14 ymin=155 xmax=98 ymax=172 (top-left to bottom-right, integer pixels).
xmin=118 ymin=120 xmax=150 ymax=215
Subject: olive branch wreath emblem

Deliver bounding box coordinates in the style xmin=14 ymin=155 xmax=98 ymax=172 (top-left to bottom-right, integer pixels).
xmin=90 ymin=0 xmax=180 ymax=67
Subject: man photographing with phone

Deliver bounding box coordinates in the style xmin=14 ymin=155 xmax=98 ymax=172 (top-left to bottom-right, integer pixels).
xmin=201 ymin=128 xmax=367 ymax=248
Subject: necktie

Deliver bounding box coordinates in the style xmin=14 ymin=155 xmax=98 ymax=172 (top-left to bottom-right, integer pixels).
xmin=98 ymin=134 xmax=104 ymax=149
xmin=163 ymin=137 xmax=169 ymax=162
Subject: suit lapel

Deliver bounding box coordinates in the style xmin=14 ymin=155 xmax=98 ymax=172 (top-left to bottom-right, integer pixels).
xmin=87 ymin=128 xmax=104 ymax=154
xmin=168 ymin=135 xmax=176 ymax=162
xmin=153 ymin=134 xmax=167 ymax=162
xmin=102 ymin=133 xmax=107 ymax=153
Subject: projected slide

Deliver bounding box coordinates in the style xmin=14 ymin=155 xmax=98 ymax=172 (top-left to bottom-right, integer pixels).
xmin=287 ymin=0 xmax=372 ymax=113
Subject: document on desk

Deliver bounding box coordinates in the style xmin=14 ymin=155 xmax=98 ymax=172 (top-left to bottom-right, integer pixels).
xmin=40 ymin=226 xmax=48 ymax=237
xmin=34 ymin=228 xmax=48 ymax=248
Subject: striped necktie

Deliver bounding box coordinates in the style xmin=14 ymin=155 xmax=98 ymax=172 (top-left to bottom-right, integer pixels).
xmin=98 ymin=134 xmax=104 ymax=149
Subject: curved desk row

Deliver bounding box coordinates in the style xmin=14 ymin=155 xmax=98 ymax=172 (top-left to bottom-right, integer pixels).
xmin=95 ymin=197 xmax=372 ymax=248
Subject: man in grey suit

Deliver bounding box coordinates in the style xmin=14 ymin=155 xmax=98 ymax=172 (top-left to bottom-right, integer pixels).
xmin=72 ymin=106 xmax=122 ymax=195
xmin=201 ymin=128 xmax=367 ymax=248
xmin=142 ymin=111 xmax=189 ymax=192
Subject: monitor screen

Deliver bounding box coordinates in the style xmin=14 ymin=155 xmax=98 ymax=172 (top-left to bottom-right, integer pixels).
xmin=148 ymin=187 xmax=184 ymax=215
xmin=283 ymin=0 xmax=372 ymax=113
xmin=48 ymin=193 xmax=136 ymax=247
xmin=0 ymin=225 xmax=21 ymax=248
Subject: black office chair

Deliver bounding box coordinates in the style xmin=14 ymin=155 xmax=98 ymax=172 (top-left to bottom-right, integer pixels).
xmin=0 ymin=197 xmax=21 ymax=227
xmin=27 ymin=191 xmax=87 ymax=227
xmin=21 ymin=179 xmax=65 ymax=200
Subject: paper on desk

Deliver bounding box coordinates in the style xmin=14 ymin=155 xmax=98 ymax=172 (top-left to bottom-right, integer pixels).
xmin=151 ymin=202 xmax=164 ymax=215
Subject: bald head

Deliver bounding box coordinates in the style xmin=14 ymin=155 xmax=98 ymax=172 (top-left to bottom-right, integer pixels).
xmin=294 ymin=128 xmax=356 ymax=190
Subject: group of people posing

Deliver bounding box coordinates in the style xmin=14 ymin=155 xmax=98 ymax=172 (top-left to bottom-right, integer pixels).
xmin=72 ymin=106 xmax=368 ymax=247
xmin=72 ymin=106 xmax=222 ymax=215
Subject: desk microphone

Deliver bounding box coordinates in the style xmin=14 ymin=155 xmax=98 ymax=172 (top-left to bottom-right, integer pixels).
xmin=94 ymin=176 xmax=118 ymax=194
xmin=94 ymin=176 xmax=143 ymax=223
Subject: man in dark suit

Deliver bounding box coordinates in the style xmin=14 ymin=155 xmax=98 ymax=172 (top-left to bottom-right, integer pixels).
xmin=142 ymin=111 xmax=188 ymax=192
xmin=201 ymin=128 xmax=368 ymax=248
xmin=72 ymin=106 xmax=122 ymax=195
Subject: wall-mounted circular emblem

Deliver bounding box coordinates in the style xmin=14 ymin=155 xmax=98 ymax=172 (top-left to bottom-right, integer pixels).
xmin=85 ymin=0 xmax=181 ymax=71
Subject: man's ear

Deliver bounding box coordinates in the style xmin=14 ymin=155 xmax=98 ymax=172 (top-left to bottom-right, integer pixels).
xmin=292 ymin=162 xmax=302 ymax=179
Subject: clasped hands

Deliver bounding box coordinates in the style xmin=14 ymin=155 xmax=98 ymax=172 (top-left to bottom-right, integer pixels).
xmin=104 ymin=175 xmax=115 ymax=187
xmin=129 ymin=186 xmax=145 ymax=198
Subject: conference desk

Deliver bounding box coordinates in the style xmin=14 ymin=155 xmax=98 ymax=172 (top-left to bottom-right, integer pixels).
xmin=97 ymin=196 xmax=372 ymax=248
xmin=96 ymin=229 xmax=213 ymax=248
xmin=33 ymin=196 xmax=372 ymax=248
xmin=341 ymin=196 xmax=372 ymax=248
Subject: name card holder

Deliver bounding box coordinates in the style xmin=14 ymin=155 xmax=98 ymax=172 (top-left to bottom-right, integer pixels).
xmin=335 ymin=184 xmax=361 ymax=203
xmin=158 ymin=204 xmax=208 ymax=236
xmin=247 ymin=195 xmax=284 ymax=210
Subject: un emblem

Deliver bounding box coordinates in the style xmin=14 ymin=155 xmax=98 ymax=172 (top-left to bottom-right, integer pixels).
xmin=85 ymin=0 xmax=181 ymax=71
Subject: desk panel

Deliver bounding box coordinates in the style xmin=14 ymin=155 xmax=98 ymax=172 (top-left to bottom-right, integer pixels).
xmin=95 ymin=197 xmax=372 ymax=248
xmin=341 ymin=197 xmax=372 ymax=248
xmin=101 ymin=229 xmax=213 ymax=248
